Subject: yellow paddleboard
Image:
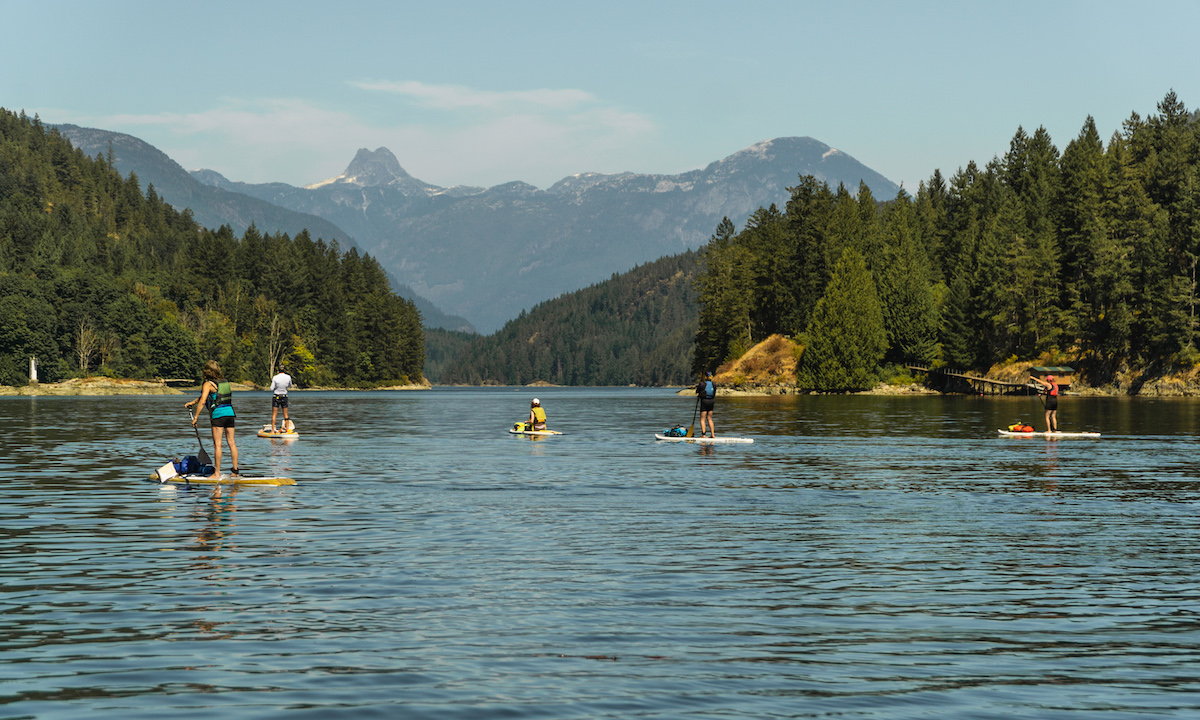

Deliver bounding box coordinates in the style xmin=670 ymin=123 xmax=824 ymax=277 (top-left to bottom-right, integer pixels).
xmin=150 ymin=462 xmax=295 ymax=486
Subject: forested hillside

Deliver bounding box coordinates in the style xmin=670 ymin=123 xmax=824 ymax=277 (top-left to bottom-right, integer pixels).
xmin=694 ymin=91 xmax=1200 ymax=390
xmin=430 ymin=252 xmax=699 ymax=385
xmin=0 ymin=109 xmax=423 ymax=387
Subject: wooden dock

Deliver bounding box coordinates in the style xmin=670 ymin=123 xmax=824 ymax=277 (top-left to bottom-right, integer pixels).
xmin=907 ymin=366 xmax=1036 ymax=396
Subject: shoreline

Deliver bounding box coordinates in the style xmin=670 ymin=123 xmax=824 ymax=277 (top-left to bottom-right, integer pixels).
xmin=1 ymin=378 xmax=432 ymax=396
xmin=9 ymin=378 xmax=1200 ymax=398
xmin=677 ymin=381 xmax=1200 ymax=397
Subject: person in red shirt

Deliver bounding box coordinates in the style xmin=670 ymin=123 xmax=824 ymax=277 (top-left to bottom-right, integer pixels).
xmin=1030 ymin=374 xmax=1059 ymax=432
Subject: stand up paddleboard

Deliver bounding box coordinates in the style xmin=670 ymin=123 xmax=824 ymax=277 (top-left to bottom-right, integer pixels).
xmin=997 ymin=429 xmax=1101 ymax=438
xmin=509 ymin=428 xmax=563 ymax=436
xmin=151 ymin=462 xmax=295 ymax=485
xmin=654 ymin=434 xmax=753 ymax=444
xmin=149 ymin=472 xmax=295 ymax=486
xmin=257 ymin=430 xmax=300 ymax=439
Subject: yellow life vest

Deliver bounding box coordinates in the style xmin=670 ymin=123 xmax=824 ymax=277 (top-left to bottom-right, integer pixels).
xmin=531 ymin=406 xmax=546 ymax=426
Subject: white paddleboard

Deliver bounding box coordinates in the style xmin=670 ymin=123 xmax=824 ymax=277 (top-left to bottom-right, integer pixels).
xmin=997 ymin=429 xmax=1101 ymax=438
xmin=150 ymin=471 xmax=295 ymax=486
xmin=655 ymin=433 xmax=753 ymax=444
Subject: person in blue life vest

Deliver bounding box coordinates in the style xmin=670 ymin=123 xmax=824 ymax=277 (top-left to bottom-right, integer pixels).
xmin=696 ymin=371 xmax=717 ymax=438
xmin=185 ymin=360 xmax=239 ymax=477
xmin=528 ymin=398 xmax=547 ymax=431
xmin=1030 ymin=374 xmax=1059 ymax=432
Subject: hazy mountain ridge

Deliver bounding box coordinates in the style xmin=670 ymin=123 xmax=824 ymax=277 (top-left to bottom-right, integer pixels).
xmin=52 ymin=125 xmax=476 ymax=334
xmin=192 ymin=137 xmax=899 ymax=332
xmin=53 ymin=124 xmax=356 ymax=248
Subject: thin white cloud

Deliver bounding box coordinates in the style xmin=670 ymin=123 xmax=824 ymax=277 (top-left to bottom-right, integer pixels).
xmin=66 ymin=88 xmax=660 ymax=188
xmin=103 ymin=99 xmax=367 ymax=148
xmin=351 ymin=79 xmax=596 ymax=110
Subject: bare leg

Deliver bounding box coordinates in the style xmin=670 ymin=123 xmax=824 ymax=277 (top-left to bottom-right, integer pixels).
xmin=271 ymin=406 xmax=279 ymax=432
xmin=210 ymin=426 xmax=222 ymax=476
xmin=1049 ymin=410 xmax=1058 ymax=432
xmin=227 ymin=427 xmax=239 ymax=474
xmin=1045 ymin=409 xmax=1053 ymax=433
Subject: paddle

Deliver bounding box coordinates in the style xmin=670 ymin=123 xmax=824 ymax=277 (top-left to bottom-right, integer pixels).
xmin=188 ymin=410 xmax=213 ymax=466
xmin=686 ymin=393 xmax=699 ymax=437
xmin=1028 ymin=378 xmax=1046 ymax=408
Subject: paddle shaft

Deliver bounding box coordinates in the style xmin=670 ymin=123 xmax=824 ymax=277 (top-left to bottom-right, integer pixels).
xmin=687 ymin=392 xmax=699 ymax=437
xmin=189 ymin=410 xmax=213 ymax=465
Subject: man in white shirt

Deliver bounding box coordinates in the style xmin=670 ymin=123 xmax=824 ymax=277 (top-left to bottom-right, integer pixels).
xmin=269 ymin=371 xmax=294 ymax=433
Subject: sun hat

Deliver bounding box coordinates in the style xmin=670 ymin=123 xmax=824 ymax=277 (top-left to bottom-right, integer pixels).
xmin=532 ymin=398 xmax=540 ymax=405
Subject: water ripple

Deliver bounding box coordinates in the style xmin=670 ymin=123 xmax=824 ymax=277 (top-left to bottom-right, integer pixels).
xmin=5 ymin=390 xmax=1200 ymax=717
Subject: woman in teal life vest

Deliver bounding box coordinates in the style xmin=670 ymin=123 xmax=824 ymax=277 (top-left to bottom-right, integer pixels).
xmin=185 ymin=360 xmax=239 ymax=477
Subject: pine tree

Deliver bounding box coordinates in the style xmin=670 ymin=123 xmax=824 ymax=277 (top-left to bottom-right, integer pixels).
xmin=878 ymin=193 xmax=939 ymax=364
xmin=797 ymin=249 xmax=887 ymax=390
xmin=785 ymin=176 xmax=835 ymax=333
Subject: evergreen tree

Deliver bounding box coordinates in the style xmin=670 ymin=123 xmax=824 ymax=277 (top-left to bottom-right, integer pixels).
xmin=796 ymin=249 xmax=887 ymax=390
xmin=694 ymin=217 xmax=753 ymax=373
xmin=785 ymin=176 xmax=835 ymax=333
xmin=939 ymin=274 xmax=976 ymax=368
xmin=878 ymin=193 xmax=939 ymax=364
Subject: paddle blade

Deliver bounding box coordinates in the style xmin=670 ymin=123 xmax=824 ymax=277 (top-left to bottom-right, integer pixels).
xmin=191 ymin=419 xmax=214 ymax=465
xmin=686 ymin=424 xmax=694 ymax=438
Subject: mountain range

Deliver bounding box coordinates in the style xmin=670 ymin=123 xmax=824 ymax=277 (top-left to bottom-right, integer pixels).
xmin=192 ymin=138 xmax=899 ymax=332
xmin=54 ymin=123 xmax=900 ymax=333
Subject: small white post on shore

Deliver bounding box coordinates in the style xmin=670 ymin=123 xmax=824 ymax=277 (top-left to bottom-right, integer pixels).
xmin=29 ymin=356 xmax=38 ymax=385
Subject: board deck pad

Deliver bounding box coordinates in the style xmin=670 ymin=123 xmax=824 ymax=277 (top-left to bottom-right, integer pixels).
xmin=258 ymin=430 xmax=300 ymax=438
xmin=509 ymin=428 xmax=563 ymax=436
xmin=654 ymin=433 xmax=753 ymax=444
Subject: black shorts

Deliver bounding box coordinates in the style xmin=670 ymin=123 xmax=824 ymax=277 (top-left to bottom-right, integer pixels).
xmin=1045 ymin=395 xmax=1058 ymax=411
xmin=272 ymin=394 xmax=289 ymax=408
xmin=700 ymin=398 xmax=715 ymax=412
xmin=211 ymin=415 xmax=235 ymax=428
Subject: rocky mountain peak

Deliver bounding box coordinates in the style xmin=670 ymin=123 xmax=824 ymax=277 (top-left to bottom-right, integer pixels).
xmin=305 ymin=147 xmax=434 ymax=191
xmin=341 ymin=147 xmax=413 ymax=186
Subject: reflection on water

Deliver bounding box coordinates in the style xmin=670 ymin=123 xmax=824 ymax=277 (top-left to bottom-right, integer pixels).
xmin=3 ymin=389 xmax=1200 ymax=718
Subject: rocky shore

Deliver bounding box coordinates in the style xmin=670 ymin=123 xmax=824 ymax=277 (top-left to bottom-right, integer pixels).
xmin=677 ymin=382 xmax=939 ymax=397
xmin=676 ymin=376 xmax=1200 ymax=398
xmin=0 ymin=377 xmax=185 ymax=396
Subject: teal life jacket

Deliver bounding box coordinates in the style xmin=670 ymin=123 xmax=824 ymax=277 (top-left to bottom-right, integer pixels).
xmin=205 ymin=381 xmax=234 ymax=418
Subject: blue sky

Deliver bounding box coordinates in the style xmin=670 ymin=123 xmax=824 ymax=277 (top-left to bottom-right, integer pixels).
xmin=4 ymin=0 xmax=1198 ymax=192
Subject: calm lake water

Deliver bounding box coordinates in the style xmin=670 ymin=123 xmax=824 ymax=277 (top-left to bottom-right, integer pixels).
xmin=4 ymin=387 xmax=1200 ymax=719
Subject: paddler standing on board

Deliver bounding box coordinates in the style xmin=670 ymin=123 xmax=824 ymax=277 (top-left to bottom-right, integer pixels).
xmin=528 ymin=398 xmax=547 ymax=431
xmin=269 ymin=369 xmax=294 ymax=434
xmin=1030 ymin=374 xmax=1059 ymax=433
xmin=185 ymin=360 xmax=239 ymax=478
xmin=696 ymin=371 xmax=717 ymax=439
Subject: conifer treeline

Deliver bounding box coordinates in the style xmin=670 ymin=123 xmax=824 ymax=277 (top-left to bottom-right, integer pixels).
xmin=695 ymin=92 xmax=1200 ymax=389
xmin=432 ymin=252 xmax=699 ymax=386
xmin=0 ymin=108 xmax=423 ymax=386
